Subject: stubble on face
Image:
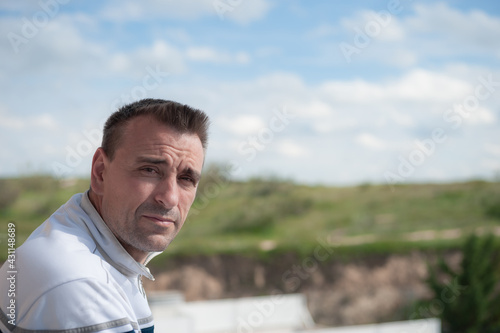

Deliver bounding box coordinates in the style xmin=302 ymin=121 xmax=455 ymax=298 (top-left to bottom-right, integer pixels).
xmin=118 ymin=200 xmax=181 ymax=254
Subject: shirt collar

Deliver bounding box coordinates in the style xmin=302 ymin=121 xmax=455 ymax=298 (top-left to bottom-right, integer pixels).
xmin=79 ymin=191 xmax=161 ymax=280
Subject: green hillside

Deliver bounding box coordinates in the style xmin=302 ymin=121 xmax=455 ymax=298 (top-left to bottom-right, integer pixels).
xmin=1 ymin=171 xmax=500 ymax=261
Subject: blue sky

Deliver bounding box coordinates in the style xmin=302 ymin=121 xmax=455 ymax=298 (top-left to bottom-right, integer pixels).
xmin=1 ymin=0 xmax=499 ymax=186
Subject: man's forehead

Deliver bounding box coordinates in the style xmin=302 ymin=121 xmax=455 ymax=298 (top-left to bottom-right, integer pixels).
xmin=123 ymin=115 xmax=176 ymax=137
xmin=118 ymin=116 xmax=204 ymax=165
xmin=122 ymin=116 xmax=201 ymax=147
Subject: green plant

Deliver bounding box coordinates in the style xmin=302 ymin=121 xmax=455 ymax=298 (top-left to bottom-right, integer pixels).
xmin=483 ymin=196 xmax=500 ymax=220
xmin=424 ymin=234 xmax=500 ymax=333
xmin=17 ymin=175 xmax=60 ymax=192
xmin=0 ymin=179 xmax=20 ymax=211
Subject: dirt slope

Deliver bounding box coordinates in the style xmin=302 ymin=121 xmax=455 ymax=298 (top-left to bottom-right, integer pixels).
xmin=144 ymin=251 xmax=462 ymax=326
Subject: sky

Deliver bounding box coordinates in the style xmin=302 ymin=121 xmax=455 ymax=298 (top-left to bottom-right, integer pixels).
xmin=0 ymin=0 xmax=499 ymax=186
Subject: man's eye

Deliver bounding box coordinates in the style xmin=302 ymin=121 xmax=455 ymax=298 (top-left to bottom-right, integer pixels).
xmin=141 ymin=167 xmax=158 ymax=174
xmin=180 ymin=175 xmax=196 ymax=185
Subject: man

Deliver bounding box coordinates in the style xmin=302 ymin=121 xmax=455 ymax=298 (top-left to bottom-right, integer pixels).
xmin=0 ymin=99 xmax=210 ymax=332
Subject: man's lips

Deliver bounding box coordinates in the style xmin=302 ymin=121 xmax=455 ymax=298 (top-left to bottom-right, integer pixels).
xmin=142 ymin=215 xmax=175 ymax=226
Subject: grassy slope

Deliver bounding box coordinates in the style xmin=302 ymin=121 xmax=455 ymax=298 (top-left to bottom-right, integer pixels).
xmin=1 ymin=175 xmax=499 ymax=261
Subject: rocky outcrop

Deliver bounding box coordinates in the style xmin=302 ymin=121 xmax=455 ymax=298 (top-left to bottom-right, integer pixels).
xmin=144 ymin=251 xmax=461 ymax=326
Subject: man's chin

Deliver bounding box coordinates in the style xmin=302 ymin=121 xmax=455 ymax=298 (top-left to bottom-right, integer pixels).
xmin=141 ymin=235 xmax=175 ymax=253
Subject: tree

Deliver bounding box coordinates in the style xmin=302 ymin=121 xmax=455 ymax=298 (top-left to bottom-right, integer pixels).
xmin=425 ymin=234 xmax=500 ymax=333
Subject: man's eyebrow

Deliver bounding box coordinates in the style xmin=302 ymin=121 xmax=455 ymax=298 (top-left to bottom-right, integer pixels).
xmin=136 ymin=157 xmax=201 ymax=181
xmin=136 ymin=156 xmax=168 ymax=164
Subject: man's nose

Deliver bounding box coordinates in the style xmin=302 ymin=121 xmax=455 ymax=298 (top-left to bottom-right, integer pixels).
xmin=154 ymin=175 xmax=179 ymax=209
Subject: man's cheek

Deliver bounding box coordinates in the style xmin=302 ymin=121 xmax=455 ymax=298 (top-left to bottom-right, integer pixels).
xmin=186 ymin=189 xmax=198 ymax=206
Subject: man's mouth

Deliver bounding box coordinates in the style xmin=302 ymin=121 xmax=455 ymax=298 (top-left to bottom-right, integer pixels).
xmin=142 ymin=214 xmax=175 ymax=227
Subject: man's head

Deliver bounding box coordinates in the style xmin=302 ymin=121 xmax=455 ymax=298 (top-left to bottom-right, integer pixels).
xmin=102 ymin=98 xmax=209 ymax=159
xmin=89 ymin=99 xmax=209 ymax=263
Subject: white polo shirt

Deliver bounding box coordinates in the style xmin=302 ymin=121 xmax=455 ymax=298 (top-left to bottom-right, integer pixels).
xmin=0 ymin=192 xmax=158 ymax=333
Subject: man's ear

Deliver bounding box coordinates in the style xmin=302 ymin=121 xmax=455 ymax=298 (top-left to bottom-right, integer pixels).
xmin=90 ymin=148 xmax=108 ymax=196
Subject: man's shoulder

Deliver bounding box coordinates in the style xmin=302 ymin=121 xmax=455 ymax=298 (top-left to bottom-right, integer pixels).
xmin=17 ymin=228 xmax=106 ymax=281
xmin=11 ymin=193 xmax=110 ymax=296
xmin=0 ymin=193 xmax=153 ymax=332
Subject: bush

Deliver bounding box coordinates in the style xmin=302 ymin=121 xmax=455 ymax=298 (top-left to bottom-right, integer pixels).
xmin=247 ymin=177 xmax=294 ymax=197
xmin=422 ymin=234 xmax=500 ymax=333
xmin=479 ymin=189 xmax=500 ymax=220
xmin=17 ymin=175 xmax=60 ymax=192
xmin=221 ymin=211 xmax=275 ymax=235
xmin=484 ymin=199 xmax=500 ymax=220
xmin=0 ymin=179 xmax=20 ymax=211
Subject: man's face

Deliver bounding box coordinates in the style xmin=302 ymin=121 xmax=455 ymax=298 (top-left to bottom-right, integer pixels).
xmin=92 ymin=115 xmax=204 ymax=262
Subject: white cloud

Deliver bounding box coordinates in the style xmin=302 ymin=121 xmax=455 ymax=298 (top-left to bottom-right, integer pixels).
xmin=134 ymin=40 xmax=186 ymax=74
xmin=32 ymin=114 xmax=58 ymax=130
xmin=311 ymin=118 xmax=359 ymax=134
xmin=377 ymin=18 xmax=405 ymax=42
xmin=320 ymin=79 xmax=385 ymax=104
xmin=2 ymin=63 xmax=499 ymax=184
xmin=389 ymin=111 xmax=415 ymax=127
xmin=0 ymin=112 xmax=24 ymax=129
xmin=109 ymin=53 xmax=131 ymax=73
xmin=292 ymin=100 xmax=332 ymax=118
xmin=337 ymin=3 xmax=500 ymax=67
xmin=276 ymin=140 xmax=308 ymax=158
xmin=346 ymin=10 xmax=406 ymax=42
xmin=186 ymin=47 xmax=250 ymax=64
xmin=484 ymin=143 xmax=500 ymax=156
xmin=213 ymin=0 xmax=272 ymax=24
xmin=402 ymin=3 xmax=500 ymax=60
xmin=481 ymin=159 xmax=500 ymax=172
xmin=463 ymin=107 xmax=496 ymax=125
xmin=356 ymin=133 xmax=387 ymax=151
xmin=319 ymin=69 xmax=471 ymax=107
xmin=0 ymin=110 xmax=58 ymax=130
xmin=384 ymin=49 xmax=418 ymax=68
xmin=52 ymin=37 xmax=185 ymax=78
xmin=100 ymin=0 xmax=272 ymax=24
xmin=391 ymin=69 xmax=471 ymax=102
xmin=307 ymin=23 xmax=337 ymax=39
xmin=100 ymin=0 xmax=213 ymax=21
xmin=185 ymin=66 xmax=500 ymax=183
xmin=408 ymin=3 xmax=500 ymax=48
xmin=219 ymin=115 xmax=266 ymax=136
xmin=1 ymin=15 xmax=106 ymax=75
xmin=1 ymin=1 xmax=499 ymax=185
xmin=0 ymin=2 xmax=47 ymax=13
